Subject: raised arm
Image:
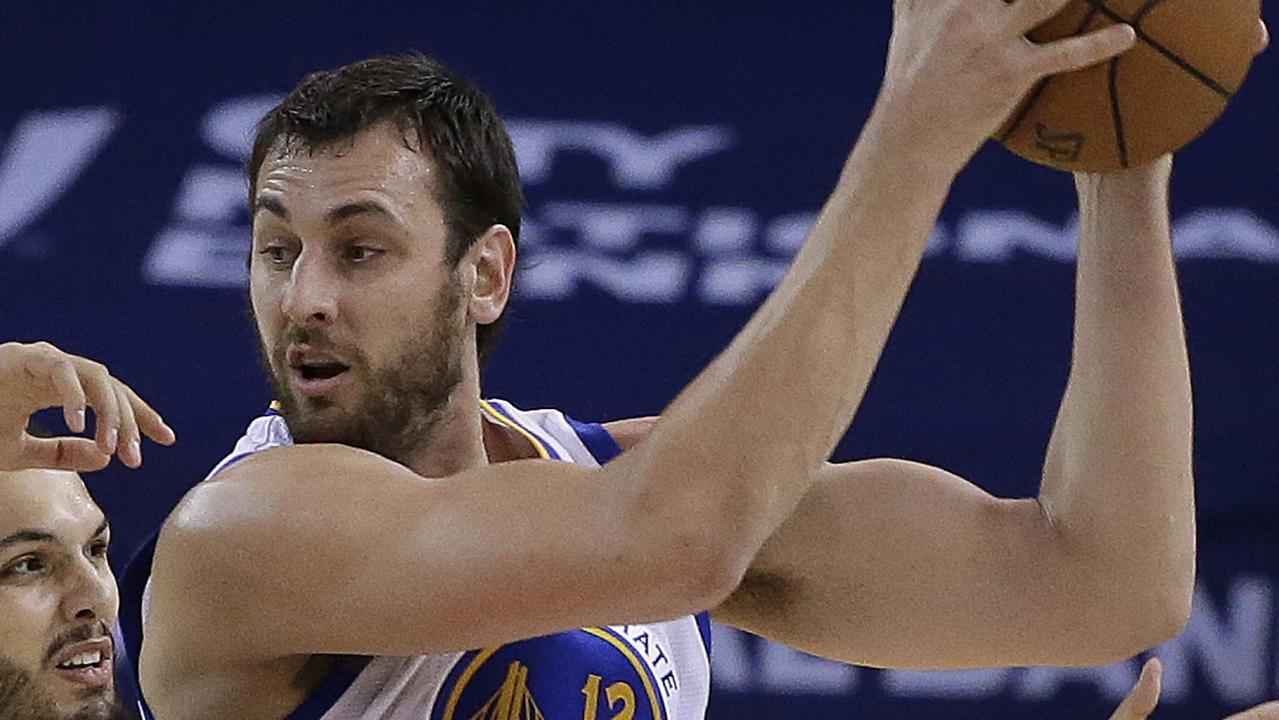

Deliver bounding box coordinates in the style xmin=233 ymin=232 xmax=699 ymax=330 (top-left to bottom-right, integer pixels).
xmin=712 ymin=158 xmax=1195 ymax=669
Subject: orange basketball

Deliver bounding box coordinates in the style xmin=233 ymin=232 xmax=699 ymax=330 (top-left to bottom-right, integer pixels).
xmin=996 ymin=0 xmax=1262 ymax=172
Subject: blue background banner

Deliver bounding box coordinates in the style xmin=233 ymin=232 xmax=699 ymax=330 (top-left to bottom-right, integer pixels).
xmin=2 ymin=4 xmax=1276 ymax=718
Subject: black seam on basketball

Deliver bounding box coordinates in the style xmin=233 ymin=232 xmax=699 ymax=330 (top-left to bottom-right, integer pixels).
xmin=1108 ymin=57 xmax=1131 ymax=168
xmin=999 ymin=5 xmax=1103 ymax=143
xmin=1079 ymin=0 xmax=1235 ymax=99
xmin=1133 ymin=0 xmax=1174 ymax=24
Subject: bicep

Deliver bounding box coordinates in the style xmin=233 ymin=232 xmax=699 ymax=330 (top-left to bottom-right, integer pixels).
xmin=712 ymin=459 xmax=1092 ymax=669
xmin=149 ymin=445 xmax=711 ymax=661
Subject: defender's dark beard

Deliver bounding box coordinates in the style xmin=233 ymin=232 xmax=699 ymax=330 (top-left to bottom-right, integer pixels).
xmin=0 ymin=659 xmax=124 ymax=720
xmin=257 ymin=276 xmax=466 ymax=465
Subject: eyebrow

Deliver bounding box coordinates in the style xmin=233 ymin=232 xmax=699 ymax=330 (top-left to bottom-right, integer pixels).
xmin=324 ymin=200 xmax=397 ymax=225
xmin=252 ymin=197 xmax=399 ymax=227
xmin=0 ymin=518 xmax=109 ymax=552
xmin=254 ymin=196 xmax=289 ymax=220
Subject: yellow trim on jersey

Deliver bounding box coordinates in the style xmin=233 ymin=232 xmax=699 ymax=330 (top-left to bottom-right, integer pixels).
xmin=441 ymin=647 xmax=502 ymax=720
xmin=581 ymin=628 xmax=665 ymax=720
xmin=269 ymin=400 xmax=282 ymax=411
xmin=480 ymin=399 xmax=552 ymax=461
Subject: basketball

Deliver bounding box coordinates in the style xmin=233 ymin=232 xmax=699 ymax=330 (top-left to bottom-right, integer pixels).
xmin=996 ymin=0 xmax=1262 ymax=172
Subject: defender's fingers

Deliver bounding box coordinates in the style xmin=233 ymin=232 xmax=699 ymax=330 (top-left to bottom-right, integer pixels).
xmin=1005 ymin=0 xmax=1073 ymax=34
xmin=113 ymin=382 xmax=141 ymax=468
xmin=1031 ymin=22 xmax=1136 ymax=76
xmin=1110 ymin=659 xmax=1162 ymax=720
xmin=77 ymin=363 xmax=120 ymax=455
xmin=119 ymin=382 xmax=176 ymax=446
xmin=48 ymin=357 xmax=88 ymax=433
xmin=20 ymin=437 xmax=112 ymax=473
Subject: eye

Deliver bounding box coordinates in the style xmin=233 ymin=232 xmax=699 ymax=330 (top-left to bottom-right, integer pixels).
xmin=2 ymin=555 xmax=47 ymax=578
xmin=256 ymin=239 xmax=298 ymax=266
xmin=88 ymin=540 xmax=109 ymax=560
xmin=343 ymin=244 xmax=382 ymax=263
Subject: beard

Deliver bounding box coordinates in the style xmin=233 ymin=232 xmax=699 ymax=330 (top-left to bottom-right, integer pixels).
xmin=257 ymin=274 xmax=466 ymax=465
xmin=0 ymin=659 xmax=124 ymax=720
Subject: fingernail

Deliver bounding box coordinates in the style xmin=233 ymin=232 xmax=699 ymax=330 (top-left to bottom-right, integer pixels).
xmin=130 ymin=438 xmax=142 ymax=465
xmin=106 ymin=427 xmax=118 ymax=449
xmin=74 ymin=409 xmax=86 ymax=432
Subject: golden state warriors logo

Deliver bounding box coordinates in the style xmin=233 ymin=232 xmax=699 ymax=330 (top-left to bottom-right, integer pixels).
xmin=431 ymin=627 xmax=669 ymax=720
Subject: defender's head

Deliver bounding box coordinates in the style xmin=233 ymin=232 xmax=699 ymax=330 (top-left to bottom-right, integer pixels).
xmin=247 ymin=54 xmax=523 ymax=461
xmin=0 ymin=427 xmax=119 ymax=720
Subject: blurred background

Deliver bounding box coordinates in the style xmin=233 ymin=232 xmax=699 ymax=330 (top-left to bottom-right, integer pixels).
xmin=2 ymin=3 xmax=1276 ymax=718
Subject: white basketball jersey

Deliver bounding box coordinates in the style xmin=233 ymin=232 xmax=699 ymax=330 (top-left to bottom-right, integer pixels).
xmin=144 ymin=399 xmax=712 ymax=720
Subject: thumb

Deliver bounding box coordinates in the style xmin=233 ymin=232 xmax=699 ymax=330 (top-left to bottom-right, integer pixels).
xmin=14 ymin=437 xmax=112 ymax=472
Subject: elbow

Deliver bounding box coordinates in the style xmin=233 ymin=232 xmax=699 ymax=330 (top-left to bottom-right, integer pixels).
xmin=1075 ymin=578 xmax=1193 ymax=664
xmin=624 ymin=477 xmax=760 ymax=614
xmin=1131 ymin=581 xmax=1194 ymax=651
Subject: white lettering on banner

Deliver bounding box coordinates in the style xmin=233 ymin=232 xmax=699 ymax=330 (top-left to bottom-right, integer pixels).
xmin=711 ymin=577 xmax=1279 ymax=708
xmin=758 ymin=641 xmax=859 ymax=695
xmin=200 ymin=94 xmax=284 ymax=160
xmin=955 ymin=210 xmax=1080 ymax=263
xmin=538 ymin=202 xmax=689 ymax=251
xmin=1015 ymin=662 xmax=1137 ymax=702
xmin=520 ymin=250 xmax=691 ymax=303
xmin=1174 ymin=209 xmax=1279 ymax=262
xmin=143 ymin=164 xmax=250 ymax=287
xmin=0 ymin=108 xmax=121 ymax=246
xmin=506 ymin=120 xmax=735 ymax=190
xmin=881 ymin=667 xmax=1007 ymax=700
xmin=102 ymin=101 xmax=1279 ymax=293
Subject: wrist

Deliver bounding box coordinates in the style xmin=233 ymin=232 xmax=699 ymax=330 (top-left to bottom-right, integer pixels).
xmin=1074 ymin=155 xmax=1173 ymax=204
xmin=849 ymin=102 xmax=966 ymax=193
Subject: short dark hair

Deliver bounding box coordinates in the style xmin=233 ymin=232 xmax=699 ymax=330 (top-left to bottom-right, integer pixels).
xmin=248 ymin=53 xmax=524 ymax=367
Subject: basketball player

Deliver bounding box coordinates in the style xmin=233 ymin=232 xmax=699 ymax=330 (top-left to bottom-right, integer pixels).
xmin=130 ymin=2 xmax=1233 ymax=718
xmin=0 ymin=341 xmax=174 ymax=720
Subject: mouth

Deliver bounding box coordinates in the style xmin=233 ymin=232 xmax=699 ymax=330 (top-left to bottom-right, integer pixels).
xmin=285 ymin=345 xmax=352 ymax=397
xmin=50 ymin=637 xmax=113 ymax=689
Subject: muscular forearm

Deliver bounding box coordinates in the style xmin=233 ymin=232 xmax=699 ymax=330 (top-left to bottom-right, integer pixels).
xmin=638 ymin=118 xmax=953 ymax=551
xmin=1041 ymin=158 xmax=1194 ymax=628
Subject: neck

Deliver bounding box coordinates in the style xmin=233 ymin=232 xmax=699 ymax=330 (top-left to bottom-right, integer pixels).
xmin=396 ymin=378 xmax=489 ymax=478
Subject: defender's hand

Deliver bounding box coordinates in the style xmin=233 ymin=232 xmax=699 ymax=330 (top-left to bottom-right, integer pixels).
xmin=1108 ymin=658 xmax=1279 ymax=719
xmin=1109 ymin=659 xmax=1162 ymax=720
xmin=873 ymin=0 xmax=1136 ymax=173
xmin=0 ymin=341 xmax=175 ymax=471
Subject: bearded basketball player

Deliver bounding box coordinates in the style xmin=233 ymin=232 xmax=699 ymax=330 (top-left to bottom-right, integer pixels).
xmin=129 ymin=2 xmax=1217 ymax=718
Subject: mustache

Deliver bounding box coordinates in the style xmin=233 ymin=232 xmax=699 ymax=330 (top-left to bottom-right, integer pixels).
xmin=43 ymin=621 xmax=111 ymax=666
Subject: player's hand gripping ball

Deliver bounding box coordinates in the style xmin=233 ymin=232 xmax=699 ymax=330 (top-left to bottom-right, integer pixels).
xmin=996 ymin=0 xmax=1265 ymax=171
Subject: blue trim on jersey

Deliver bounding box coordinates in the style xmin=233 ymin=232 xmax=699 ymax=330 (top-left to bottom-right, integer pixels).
xmin=694 ymin=611 xmax=713 ymax=657
xmin=214 ymin=450 xmax=255 ymax=476
xmin=564 ymin=414 xmax=624 ymax=465
xmin=117 ymin=531 xmax=159 ymax=719
xmin=283 ymin=656 xmax=372 ymax=720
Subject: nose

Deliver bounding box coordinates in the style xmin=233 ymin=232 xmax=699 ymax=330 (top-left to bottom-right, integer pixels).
xmin=60 ymin=557 xmax=116 ymax=625
xmin=281 ymin=251 xmax=339 ymax=326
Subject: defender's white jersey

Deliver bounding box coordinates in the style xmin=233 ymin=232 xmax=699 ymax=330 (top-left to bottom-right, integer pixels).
xmin=139 ymin=399 xmax=713 ymax=720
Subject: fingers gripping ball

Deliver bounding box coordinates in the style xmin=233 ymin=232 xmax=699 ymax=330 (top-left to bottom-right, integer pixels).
xmin=996 ymin=0 xmax=1261 ymax=171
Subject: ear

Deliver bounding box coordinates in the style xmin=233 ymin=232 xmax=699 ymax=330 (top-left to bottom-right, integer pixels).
xmin=462 ymin=224 xmax=516 ymax=326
